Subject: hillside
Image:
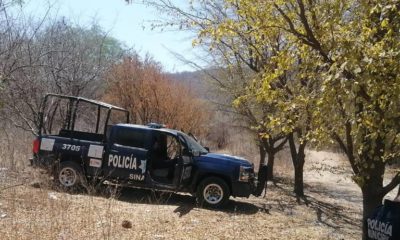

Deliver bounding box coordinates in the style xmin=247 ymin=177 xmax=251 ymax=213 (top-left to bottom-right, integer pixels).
xmin=168 ymin=70 xmax=211 ymax=99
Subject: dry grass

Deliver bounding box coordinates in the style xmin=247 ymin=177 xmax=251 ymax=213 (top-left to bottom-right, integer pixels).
xmin=0 ymin=127 xmax=31 ymax=171
xmin=0 ymin=150 xmax=366 ymax=240
xmin=2 ymin=125 xmax=398 ymax=239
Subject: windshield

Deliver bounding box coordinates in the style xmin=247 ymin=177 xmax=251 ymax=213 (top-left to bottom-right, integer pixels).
xmin=178 ymin=132 xmax=208 ymax=154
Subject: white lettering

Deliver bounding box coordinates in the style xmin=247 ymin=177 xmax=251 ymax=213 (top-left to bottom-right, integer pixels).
xmin=131 ymin=157 xmax=137 ymax=170
xmin=113 ymin=155 xmax=118 ymax=166
xmin=118 ymin=155 xmax=123 ymax=168
xmin=386 ymin=225 xmax=392 ymax=236
xmin=61 ymin=144 xmax=80 ymax=151
xmin=125 ymin=156 xmax=130 ymax=169
xmin=108 ymin=154 xmax=145 ymax=172
xmin=367 ymin=218 xmax=392 ymax=240
xmin=129 ymin=174 xmax=145 ymax=181
xmin=108 ymin=155 xmax=113 ymax=166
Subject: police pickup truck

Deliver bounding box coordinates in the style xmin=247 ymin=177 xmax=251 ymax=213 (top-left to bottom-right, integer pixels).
xmin=31 ymin=94 xmax=267 ymax=208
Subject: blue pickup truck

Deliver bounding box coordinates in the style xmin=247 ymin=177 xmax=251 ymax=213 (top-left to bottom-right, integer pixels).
xmin=31 ymin=94 xmax=267 ymax=208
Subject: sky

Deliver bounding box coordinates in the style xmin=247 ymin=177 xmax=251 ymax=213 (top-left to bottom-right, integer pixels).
xmin=22 ymin=0 xmax=199 ymax=72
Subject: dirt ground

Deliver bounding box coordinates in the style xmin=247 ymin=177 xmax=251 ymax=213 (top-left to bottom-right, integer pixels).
xmin=0 ymin=150 xmax=395 ymax=240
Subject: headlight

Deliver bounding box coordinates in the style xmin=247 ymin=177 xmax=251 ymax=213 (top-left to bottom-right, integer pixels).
xmin=239 ymin=165 xmax=253 ymax=182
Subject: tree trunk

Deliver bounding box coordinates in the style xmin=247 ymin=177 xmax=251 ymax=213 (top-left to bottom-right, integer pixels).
xmin=267 ymin=151 xmax=275 ymax=181
xmin=288 ymin=132 xmax=306 ymax=197
xmin=361 ymin=187 xmax=384 ymax=240
xmin=258 ymin=143 xmax=266 ymax=172
xmin=360 ymin=160 xmax=385 ymax=240
xmin=294 ymin=155 xmax=305 ymax=197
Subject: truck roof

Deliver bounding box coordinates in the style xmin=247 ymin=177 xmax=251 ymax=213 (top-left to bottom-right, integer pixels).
xmin=115 ymin=123 xmax=181 ymax=136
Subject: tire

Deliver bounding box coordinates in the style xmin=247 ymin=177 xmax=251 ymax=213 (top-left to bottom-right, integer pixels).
xmin=196 ymin=177 xmax=230 ymax=208
xmin=57 ymin=161 xmax=84 ymax=189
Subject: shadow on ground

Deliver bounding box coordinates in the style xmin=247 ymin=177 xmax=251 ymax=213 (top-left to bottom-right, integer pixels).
xmin=30 ymin=180 xmax=261 ymax=216
xmin=28 ymin=173 xmax=361 ymax=226
xmin=116 ymin=187 xmax=261 ymax=216
xmin=266 ymin=177 xmax=361 ymax=230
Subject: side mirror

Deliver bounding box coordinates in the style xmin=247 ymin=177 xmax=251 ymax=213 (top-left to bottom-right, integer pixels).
xmin=192 ymin=150 xmax=200 ymax=157
xmin=204 ymin=147 xmax=210 ymax=152
xmin=183 ymin=147 xmax=200 ymax=157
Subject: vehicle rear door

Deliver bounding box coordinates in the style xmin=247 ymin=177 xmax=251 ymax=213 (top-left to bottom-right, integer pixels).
xmin=104 ymin=127 xmax=149 ymax=181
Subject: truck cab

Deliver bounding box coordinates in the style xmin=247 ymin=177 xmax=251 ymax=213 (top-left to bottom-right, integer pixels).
xmin=32 ymin=94 xmax=267 ymax=208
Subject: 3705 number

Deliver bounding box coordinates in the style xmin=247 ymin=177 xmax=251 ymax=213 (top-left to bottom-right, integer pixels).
xmin=62 ymin=144 xmax=81 ymax=151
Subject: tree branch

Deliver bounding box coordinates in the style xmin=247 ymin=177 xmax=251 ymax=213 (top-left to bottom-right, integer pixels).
xmin=382 ymin=173 xmax=400 ymax=196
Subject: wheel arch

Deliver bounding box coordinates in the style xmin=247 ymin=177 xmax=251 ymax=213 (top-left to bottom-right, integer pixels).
xmin=59 ymin=154 xmax=85 ymax=170
xmin=56 ymin=156 xmax=86 ymax=182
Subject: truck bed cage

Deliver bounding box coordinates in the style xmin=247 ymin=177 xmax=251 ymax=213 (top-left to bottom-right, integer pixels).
xmin=39 ymin=93 xmax=130 ymax=137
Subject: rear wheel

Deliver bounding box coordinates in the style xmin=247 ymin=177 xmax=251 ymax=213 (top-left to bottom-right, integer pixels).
xmin=57 ymin=161 xmax=84 ymax=189
xmin=197 ymin=177 xmax=230 ymax=208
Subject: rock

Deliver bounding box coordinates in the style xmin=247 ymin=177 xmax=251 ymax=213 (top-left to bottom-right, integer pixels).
xmin=31 ymin=182 xmax=41 ymax=188
xmin=48 ymin=192 xmax=58 ymax=200
xmin=121 ymin=220 xmax=132 ymax=229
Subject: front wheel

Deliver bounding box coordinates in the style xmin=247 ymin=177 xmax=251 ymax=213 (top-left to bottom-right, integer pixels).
xmin=196 ymin=177 xmax=230 ymax=208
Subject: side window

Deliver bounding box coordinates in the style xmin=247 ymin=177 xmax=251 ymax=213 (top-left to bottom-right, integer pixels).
xmin=166 ymin=135 xmax=180 ymax=159
xmin=115 ymin=129 xmax=146 ymax=149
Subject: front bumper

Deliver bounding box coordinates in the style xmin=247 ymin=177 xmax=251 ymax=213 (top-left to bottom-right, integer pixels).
xmin=232 ymin=181 xmax=254 ymax=197
xmin=232 ymin=165 xmax=268 ymax=197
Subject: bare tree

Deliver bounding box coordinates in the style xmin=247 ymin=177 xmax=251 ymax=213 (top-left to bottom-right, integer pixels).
xmin=0 ymin=16 xmax=125 ymax=135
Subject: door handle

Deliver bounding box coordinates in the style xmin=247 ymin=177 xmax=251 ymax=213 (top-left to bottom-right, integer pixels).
xmin=110 ymin=150 xmax=118 ymax=153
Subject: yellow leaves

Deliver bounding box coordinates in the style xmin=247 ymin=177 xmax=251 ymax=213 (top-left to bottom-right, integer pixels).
xmin=182 ymin=0 xmax=400 ymax=180
xmin=353 ymin=67 xmax=362 ymax=74
xmin=259 ymin=132 xmax=270 ymax=139
xmin=272 ymin=118 xmax=281 ymax=126
xmin=282 ymin=125 xmax=294 ymax=134
xmin=363 ymin=119 xmax=374 ymax=128
xmin=232 ymin=97 xmax=244 ymax=108
xmin=191 ymin=39 xmax=199 ymax=47
xmin=381 ymin=18 xmax=389 ymax=28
